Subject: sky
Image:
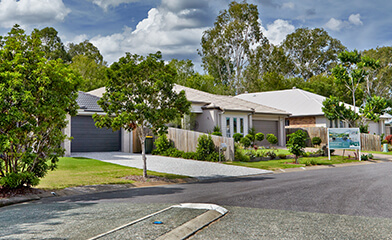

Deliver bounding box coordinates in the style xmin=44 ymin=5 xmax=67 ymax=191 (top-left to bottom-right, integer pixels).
xmin=0 ymin=0 xmax=391 ymax=71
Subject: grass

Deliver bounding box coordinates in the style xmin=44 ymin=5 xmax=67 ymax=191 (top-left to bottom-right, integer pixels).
xmin=225 ymin=155 xmax=360 ymax=171
xmin=38 ymin=157 xmax=187 ymax=190
xmin=256 ymin=148 xmax=291 ymax=155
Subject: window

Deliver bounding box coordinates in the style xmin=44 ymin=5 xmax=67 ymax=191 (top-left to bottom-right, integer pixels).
xmin=226 ymin=117 xmax=230 ymax=137
xmin=240 ymin=118 xmax=244 ymax=134
xmin=233 ymin=118 xmax=237 ymax=134
xmin=329 ymin=120 xmax=333 ymax=128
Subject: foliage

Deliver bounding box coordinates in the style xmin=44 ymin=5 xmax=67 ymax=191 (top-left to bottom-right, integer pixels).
xmin=69 ymin=55 xmax=107 ymax=91
xmin=199 ymin=1 xmax=268 ymax=94
xmin=361 ymin=154 xmax=369 ymax=161
xmin=385 ymin=135 xmax=392 ymax=144
xmin=322 ymin=96 xmax=359 ymax=127
xmin=255 ymin=132 xmax=264 ymax=142
xmin=152 ymin=134 xmax=173 ymax=155
xmin=287 ymin=130 xmax=308 ymax=164
xmin=93 ymin=52 xmax=191 ymax=178
xmin=266 ymin=134 xmax=278 ymax=145
xmin=265 ymin=151 xmax=277 ymax=160
xmin=234 ymin=144 xmax=251 ymax=162
xmin=233 ymin=133 xmax=243 ymax=142
xmin=240 ymin=136 xmax=252 ymax=148
xmin=382 ymin=139 xmax=388 ymax=144
xmin=278 ymin=153 xmax=286 ymax=159
xmin=282 ymin=28 xmax=346 ymax=80
xmin=0 ymin=25 xmax=81 ymax=188
xmin=245 ymin=134 xmax=255 ymax=142
xmin=212 ymin=132 xmax=222 ymax=136
xmin=359 ymin=124 xmax=369 ymax=133
xmin=31 ymin=27 xmax=70 ymax=62
xmin=211 ymin=125 xmax=222 ymax=136
xmin=311 ymin=137 xmax=322 ymax=146
xmin=196 ymin=135 xmax=216 ymax=160
xmin=360 ymin=95 xmax=388 ymax=122
xmin=68 ymin=40 xmax=105 ymax=65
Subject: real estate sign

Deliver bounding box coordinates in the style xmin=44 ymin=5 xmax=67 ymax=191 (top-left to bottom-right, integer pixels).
xmin=328 ymin=128 xmax=361 ymax=150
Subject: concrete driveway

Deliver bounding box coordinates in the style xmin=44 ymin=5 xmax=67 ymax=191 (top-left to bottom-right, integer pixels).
xmin=71 ymin=152 xmax=271 ymax=180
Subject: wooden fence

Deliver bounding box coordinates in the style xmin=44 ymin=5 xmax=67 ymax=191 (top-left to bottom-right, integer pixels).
xmin=167 ymin=128 xmax=235 ymax=161
xmin=286 ymin=127 xmax=381 ymax=151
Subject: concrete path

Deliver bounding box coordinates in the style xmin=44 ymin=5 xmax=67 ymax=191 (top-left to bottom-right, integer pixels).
xmin=71 ymin=152 xmax=272 ymax=180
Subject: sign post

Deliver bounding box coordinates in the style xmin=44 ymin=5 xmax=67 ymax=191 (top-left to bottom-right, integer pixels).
xmin=327 ymin=128 xmax=361 ymax=161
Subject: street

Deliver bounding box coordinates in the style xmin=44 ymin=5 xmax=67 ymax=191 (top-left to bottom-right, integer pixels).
xmin=2 ymin=161 xmax=392 ymax=239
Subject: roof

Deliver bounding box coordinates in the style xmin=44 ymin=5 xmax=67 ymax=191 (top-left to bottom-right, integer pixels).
xmin=88 ymin=87 xmax=105 ymax=98
xmin=173 ymin=85 xmax=289 ymax=115
xmin=236 ymin=88 xmax=390 ymax=119
xmin=77 ymin=91 xmax=103 ymax=112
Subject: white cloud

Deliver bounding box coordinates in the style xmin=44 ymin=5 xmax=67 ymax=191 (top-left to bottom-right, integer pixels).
xmin=90 ymin=1 xmax=210 ymax=64
xmin=325 ymin=13 xmax=363 ymax=31
xmin=261 ymin=19 xmax=295 ymax=45
xmin=91 ymin=0 xmax=140 ymax=11
xmin=0 ymin=0 xmax=70 ymax=28
xmin=348 ymin=13 xmax=363 ymax=25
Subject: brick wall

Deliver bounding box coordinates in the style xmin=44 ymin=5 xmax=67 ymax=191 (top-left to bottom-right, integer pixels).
xmin=289 ymin=116 xmax=316 ymax=127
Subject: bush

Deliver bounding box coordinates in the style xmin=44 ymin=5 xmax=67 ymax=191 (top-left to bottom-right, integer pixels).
xmin=255 ymin=132 xmax=264 ymax=142
xmin=361 ymin=154 xmax=369 ymax=161
xmin=287 ymin=130 xmax=307 ymax=164
xmin=234 ymin=147 xmax=251 ymax=162
xmin=153 ymin=134 xmax=172 ymax=155
xmin=368 ymin=153 xmax=374 ymax=159
xmin=311 ymin=137 xmax=322 ymax=146
xmin=196 ymin=135 xmax=216 ymax=160
xmin=266 ymin=151 xmax=276 ymax=159
xmin=359 ymin=124 xmax=369 ymax=133
xmin=245 ymin=134 xmax=255 ymax=142
xmin=206 ymin=152 xmax=225 ymax=162
xmin=181 ymin=152 xmax=197 ymax=159
xmin=385 ymin=135 xmax=392 ymax=144
xmin=382 ymin=139 xmax=388 ymax=144
xmin=233 ymin=133 xmax=243 ymax=143
xmin=211 ymin=132 xmax=222 ymax=136
xmin=240 ymin=137 xmax=252 ymax=148
xmin=0 ymin=172 xmax=39 ymax=188
xmin=278 ymin=153 xmax=286 ymax=159
xmin=266 ymin=134 xmax=278 ymax=145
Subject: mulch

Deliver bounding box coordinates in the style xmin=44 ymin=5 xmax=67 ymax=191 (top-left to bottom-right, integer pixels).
xmin=0 ymin=186 xmax=46 ymax=199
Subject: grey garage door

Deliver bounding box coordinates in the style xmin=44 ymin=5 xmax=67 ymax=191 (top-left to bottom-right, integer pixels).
xmin=253 ymin=120 xmax=278 ymax=146
xmin=71 ymin=116 xmax=121 ymax=152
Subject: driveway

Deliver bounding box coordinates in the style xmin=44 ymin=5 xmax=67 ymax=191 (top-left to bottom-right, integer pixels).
xmin=71 ymin=152 xmax=271 ymax=180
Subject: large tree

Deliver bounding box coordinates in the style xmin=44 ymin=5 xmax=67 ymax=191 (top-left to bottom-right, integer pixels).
xmin=93 ymin=52 xmax=190 ymax=178
xmin=31 ymin=27 xmax=70 ymax=62
xmin=199 ymin=1 xmax=268 ymax=94
xmin=0 ymin=25 xmax=81 ymax=188
xmin=68 ymin=40 xmax=105 ymax=65
xmin=282 ymin=28 xmax=346 ymax=80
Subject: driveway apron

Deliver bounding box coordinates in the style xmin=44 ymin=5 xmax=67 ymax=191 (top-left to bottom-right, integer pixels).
xmin=71 ymin=152 xmax=271 ymax=180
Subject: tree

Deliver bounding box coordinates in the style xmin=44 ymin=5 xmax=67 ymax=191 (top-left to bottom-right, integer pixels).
xmin=282 ymin=28 xmax=346 ymax=80
xmin=199 ymin=1 xmax=268 ymax=94
xmin=0 ymin=25 xmax=81 ymax=188
xmin=31 ymin=27 xmax=70 ymax=62
xmin=322 ymin=96 xmax=359 ymax=127
xmin=287 ymin=130 xmax=307 ymax=164
xmin=68 ymin=40 xmax=105 ymax=65
xmin=69 ymin=55 xmax=107 ymax=91
xmin=93 ymin=52 xmax=190 ymax=178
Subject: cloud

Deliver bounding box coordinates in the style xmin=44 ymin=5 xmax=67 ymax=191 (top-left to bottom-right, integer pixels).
xmin=0 ymin=0 xmax=70 ymax=28
xmin=325 ymin=13 xmax=363 ymax=31
xmin=90 ymin=0 xmax=212 ymax=64
xmin=261 ymin=19 xmax=295 ymax=45
xmin=91 ymin=0 xmax=140 ymax=11
xmin=282 ymin=2 xmax=294 ymax=9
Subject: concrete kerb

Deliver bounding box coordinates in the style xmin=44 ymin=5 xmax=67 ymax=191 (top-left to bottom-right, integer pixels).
xmin=87 ymin=203 xmax=228 ymax=240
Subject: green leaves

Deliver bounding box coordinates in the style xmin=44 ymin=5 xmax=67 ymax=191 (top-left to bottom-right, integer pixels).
xmin=287 ymin=130 xmax=307 ymax=163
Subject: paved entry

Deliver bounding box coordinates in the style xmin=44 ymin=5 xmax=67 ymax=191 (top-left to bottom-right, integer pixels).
xmin=71 ymin=152 xmax=272 ymax=180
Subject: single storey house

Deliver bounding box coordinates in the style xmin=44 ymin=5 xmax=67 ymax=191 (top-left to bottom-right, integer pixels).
xmin=236 ymin=88 xmax=388 ymax=135
xmin=63 ymin=91 xmax=132 ymax=156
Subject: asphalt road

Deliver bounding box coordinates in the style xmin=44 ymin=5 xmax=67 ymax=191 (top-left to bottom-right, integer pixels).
xmin=2 ymin=161 xmax=392 ymax=239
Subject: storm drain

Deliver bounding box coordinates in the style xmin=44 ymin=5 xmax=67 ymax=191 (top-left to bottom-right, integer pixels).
xmin=88 ymin=203 xmax=228 ymax=240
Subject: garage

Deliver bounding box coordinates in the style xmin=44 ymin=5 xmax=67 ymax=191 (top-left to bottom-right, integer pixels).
xmin=253 ymin=120 xmax=278 ymax=146
xmin=71 ymin=115 xmax=121 ymax=152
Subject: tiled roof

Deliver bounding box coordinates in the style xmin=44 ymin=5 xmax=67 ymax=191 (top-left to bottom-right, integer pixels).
xmin=77 ymin=91 xmax=103 ymax=112
xmin=173 ymin=85 xmax=289 ymax=115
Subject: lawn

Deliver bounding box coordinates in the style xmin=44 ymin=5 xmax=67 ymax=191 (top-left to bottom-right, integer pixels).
xmin=38 ymin=157 xmax=187 ymax=189
xmin=225 ymin=155 xmax=360 ymax=171
xmin=256 ymin=148 xmax=291 ymax=155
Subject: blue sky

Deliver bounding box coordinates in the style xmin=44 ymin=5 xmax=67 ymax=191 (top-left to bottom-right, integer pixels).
xmin=0 ymin=0 xmax=391 ymax=70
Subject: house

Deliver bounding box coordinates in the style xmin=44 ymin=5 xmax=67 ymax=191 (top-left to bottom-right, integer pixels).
xmin=172 ymin=85 xmax=290 ymax=146
xmin=63 ymin=91 xmax=132 ymax=156
xmin=236 ymin=88 xmax=388 ymax=135
xmin=87 ymin=85 xmax=290 ymax=147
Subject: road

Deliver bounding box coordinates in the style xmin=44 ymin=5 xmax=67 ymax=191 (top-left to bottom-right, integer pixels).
xmin=2 ymin=161 xmax=392 ymax=239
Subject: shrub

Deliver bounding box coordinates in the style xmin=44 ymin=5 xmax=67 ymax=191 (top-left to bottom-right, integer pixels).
xmin=235 ymin=148 xmax=250 ymax=162
xmin=361 ymin=154 xmax=369 ymax=161
xmin=266 ymin=151 xmax=276 ymax=159
xmin=233 ymin=133 xmax=243 ymax=143
xmin=153 ymin=134 xmax=172 ymax=155
xmin=266 ymin=134 xmax=278 ymax=145
xmin=182 ymin=152 xmax=197 ymax=159
xmin=0 ymin=172 xmax=39 ymax=189
xmin=311 ymin=137 xmax=322 ymax=146
xmin=385 ymin=135 xmax=392 ymax=144
xmin=368 ymin=153 xmax=374 ymax=159
xmin=302 ymin=152 xmax=310 ymax=157
xmin=255 ymin=132 xmax=264 ymax=142
xmin=256 ymin=150 xmax=266 ymax=158
xmin=382 ymin=139 xmax=388 ymax=144
xmin=278 ymin=153 xmax=286 ymax=159
xmin=196 ymin=135 xmax=216 ymax=160
xmin=212 ymin=132 xmax=222 ymax=136
xmin=240 ymin=137 xmax=252 ymax=148
xmin=287 ymin=130 xmax=307 ymax=164
xmin=245 ymin=134 xmax=255 ymax=142
xmin=213 ymin=125 xmax=221 ymax=133
xmin=359 ymin=124 xmax=369 ymax=133
xmin=206 ymin=152 xmax=225 ymax=162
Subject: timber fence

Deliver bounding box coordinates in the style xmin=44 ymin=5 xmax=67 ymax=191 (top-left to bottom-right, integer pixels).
xmin=167 ymin=127 xmax=235 ymax=161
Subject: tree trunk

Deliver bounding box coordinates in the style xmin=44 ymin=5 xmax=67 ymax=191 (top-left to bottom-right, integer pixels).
xmin=294 ymin=156 xmax=299 ymax=164
xmin=141 ymin=138 xmax=147 ymax=178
